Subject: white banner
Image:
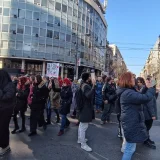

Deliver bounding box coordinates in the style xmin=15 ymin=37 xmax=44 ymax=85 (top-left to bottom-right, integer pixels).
xmin=46 ymin=63 xmax=59 ymax=78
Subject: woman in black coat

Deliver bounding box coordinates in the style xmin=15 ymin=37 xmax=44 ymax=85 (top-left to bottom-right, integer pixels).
xmin=28 ymin=75 xmax=49 ymax=136
xmin=116 ymin=72 xmax=155 ymax=160
xmin=0 ymin=69 xmax=16 ymax=156
xmin=12 ymin=77 xmax=29 ymax=134
xmin=51 ymin=78 xmax=73 ymax=136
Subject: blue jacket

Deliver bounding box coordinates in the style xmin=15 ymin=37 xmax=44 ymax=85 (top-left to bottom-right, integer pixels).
xmin=95 ymin=82 xmax=103 ymax=105
xmin=116 ymin=87 xmax=155 ymax=143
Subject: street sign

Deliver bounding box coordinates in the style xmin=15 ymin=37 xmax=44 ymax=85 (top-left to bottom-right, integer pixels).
xmin=46 ymin=63 xmax=59 ymax=78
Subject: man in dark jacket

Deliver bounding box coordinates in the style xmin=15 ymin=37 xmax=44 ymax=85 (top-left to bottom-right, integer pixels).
xmin=77 ymin=72 xmax=96 ymax=152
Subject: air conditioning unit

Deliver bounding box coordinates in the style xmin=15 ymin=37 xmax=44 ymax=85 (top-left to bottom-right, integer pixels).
xmin=13 ymin=31 xmax=16 ymax=34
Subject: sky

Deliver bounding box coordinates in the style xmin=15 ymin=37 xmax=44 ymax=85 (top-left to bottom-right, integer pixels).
xmin=104 ymin=0 xmax=160 ymax=76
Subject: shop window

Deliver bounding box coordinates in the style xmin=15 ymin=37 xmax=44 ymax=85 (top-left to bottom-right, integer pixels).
xmin=2 ymin=24 xmax=8 ymax=32
xmin=18 ymin=9 xmax=25 ymax=18
xmin=54 ymin=31 xmax=59 ymax=39
xmin=16 ymin=41 xmax=23 ymax=50
xmin=32 ymin=27 xmax=39 ymax=36
xmin=3 ymin=8 xmax=10 ymax=16
xmin=10 ymin=24 xmax=16 ymax=34
xmin=62 ymin=4 xmax=67 ymax=13
xmin=17 ymin=25 xmax=24 ymax=34
xmin=66 ymin=34 xmax=71 ymax=42
xmin=47 ymin=30 xmax=53 ymax=38
xmin=55 ymin=2 xmax=61 ymax=11
xmin=33 ymin=12 xmax=40 ymax=20
xmin=41 ymin=0 xmax=48 ymax=7
xmin=40 ymin=28 xmax=46 ymax=37
xmin=26 ymin=10 xmax=32 ymax=19
xmin=68 ymin=7 xmax=72 ymax=16
xmin=60 ymin=33 xmax=65 ymax=41
xmin=25 ymin=26 xmax=31 ymax=35
xmin=55 ymin=17 xmax=60 ymax=26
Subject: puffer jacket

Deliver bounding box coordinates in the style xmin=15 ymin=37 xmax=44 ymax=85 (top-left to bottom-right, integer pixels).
xmin=95 ymin=82 xmax=103 ymax=105
xmin=0 ymin=82 xmax=16 ymax=110
xmin=116 ymin=87 xmax=155 ymax=143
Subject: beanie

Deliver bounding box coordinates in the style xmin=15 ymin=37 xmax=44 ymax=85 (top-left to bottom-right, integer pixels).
xmin=63 ymin=78 xmax=72 ymax=86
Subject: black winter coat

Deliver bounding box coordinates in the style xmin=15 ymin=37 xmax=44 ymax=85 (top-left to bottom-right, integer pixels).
xmin=59 ymin=86 xmax=73 ymax=115
xmin=140 ymin=87 xmax=157 ymax=120
xmin=15 ymin=84 xmax=30 ymax=112
xmin=0 ymin=82 xmax=16 ymax=110
xmin=31 ymin=82 xmax=49 ymax=110
xmin=116 ymin=87 xmax=155 ymax=143
xmin=79 ymin=83 xmax=95 ymax=123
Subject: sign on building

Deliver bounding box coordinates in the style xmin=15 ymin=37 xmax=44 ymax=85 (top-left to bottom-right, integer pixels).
xmin=46 ymin=63 xmax=59 ymax=78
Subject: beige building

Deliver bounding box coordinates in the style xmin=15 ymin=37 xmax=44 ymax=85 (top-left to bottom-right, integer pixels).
xmin=108 ymin=44 xmax=127 ymax=78
xmin=141 ymin=36 xmax=160 ymax=85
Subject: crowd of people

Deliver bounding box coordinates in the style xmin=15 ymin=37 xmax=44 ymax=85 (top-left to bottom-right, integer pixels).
xmin=0 ymin=69 xmax=158 ymax=160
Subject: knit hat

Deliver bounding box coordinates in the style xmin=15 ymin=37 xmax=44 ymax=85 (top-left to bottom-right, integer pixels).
xmin=63 ymin=78 xmax=72 ymax=86
xmin=81 ymin=72 xmax=90 ymax=82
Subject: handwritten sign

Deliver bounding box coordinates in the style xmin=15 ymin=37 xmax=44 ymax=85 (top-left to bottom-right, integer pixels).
xmin=46 ymin=63 xmax=59 ymax=78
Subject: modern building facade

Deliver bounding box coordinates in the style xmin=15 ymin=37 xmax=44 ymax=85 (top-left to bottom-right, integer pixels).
xmin=0 ymin=0 xmax=107 ymax=79
xmin=108 ymin=44 xmax=127 ymax=78
xmin=141 ymin=36 xmax=160 ymax=85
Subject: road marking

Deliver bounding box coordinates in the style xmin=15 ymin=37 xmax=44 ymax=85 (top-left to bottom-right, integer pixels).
xmin=94 ymin=152 xmax=109 ymax=160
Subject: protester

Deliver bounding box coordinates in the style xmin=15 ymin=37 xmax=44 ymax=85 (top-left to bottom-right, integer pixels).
xmin=0 ymin=69 xmax=16 ymax=155
xmin=101 ymin=77 xmax=117 ymax=124
xmin=116 ymin=72 xmax=155 ymax=160
xmin=51 ymin=78 xmax=73 ymax=136
xmin=137 ymin=77 xmax=157 ymax=149
xmin=95 ymin=77 xmax=103 ymax=113
xmin=28 ymin=75 xmax=49 ymax=136
xmin=77 ymin=72 xmax=96 ymax=152
xmin=12 ymin=77 xmax=29 ymax=134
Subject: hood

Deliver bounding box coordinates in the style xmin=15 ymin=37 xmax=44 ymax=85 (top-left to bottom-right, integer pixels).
xmin=116 ymin=87 xmax=127 ymax=96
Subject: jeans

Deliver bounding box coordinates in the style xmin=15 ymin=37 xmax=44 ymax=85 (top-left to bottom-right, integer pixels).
xmin=101 ymin=103 xmax=114 ymax=121
xmin=122 ymin=142 xmax=136 ymax=160
xmin=78 ymin=122 xmax=89 ymax=144
xmin=60 ymin=115 xmax=70 ymax=131
xmin=96 ymin=105 xmax=100 ymax=110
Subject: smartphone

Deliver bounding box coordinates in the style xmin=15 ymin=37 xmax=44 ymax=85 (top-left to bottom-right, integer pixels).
xmin=151 ymin=79 xmax=156 ymax=87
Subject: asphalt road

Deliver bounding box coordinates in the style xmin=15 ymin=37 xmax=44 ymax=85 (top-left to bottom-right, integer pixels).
xmin=1 ymin=97 xmax=160 ymax=160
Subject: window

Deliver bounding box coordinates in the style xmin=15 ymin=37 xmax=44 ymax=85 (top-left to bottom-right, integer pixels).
xmin=62 ymin=4 xmax=67 ymax=13
xmin=16 ymin=42 xmax=23 ymax=50
xmin=68 ymin=7 xmax=72 ymax=16
xmin=3 ymin=8 xmax=10 ymax=16
xmin=0 ymin=8 xmax=2 ymax=15
xmin=39 ymin=44 xmax=45 ymax=52
xmin=2 ymin=41 xmax=8 ymax=48
xmin=2 ymin=24 xmax=8 ymax=32
xmin=41 ymin=0 xmax=48 ymax=7
xmin=40 ymin=13 xmax=47 ymax=22
xmin=60 ymin=33 xmax=65 ymax=41
xmin=33 ymin=12 xmax=40 ymax=20
xmin=54 ymin=31 xmax=59 ymax=39
xmin=25 ymin=26 xmax=31 ymax=35
xmin=26 ymin=10 xmax=32 ymax=19
xmin=55 ymin=17 xmax=60 ymax=26
xmin=9 ymin=41 xmax=15 ymax=49
xmin=10 ymin=24 xmax=16 ymax=33
xmin=48 ymin=15 xmax=53 ymax=23
xmin=67 ymin=20 xmax=71 ymax=28
xmin=78 ymin=11 xmax=81 ymax=19
xmin=55 ymin=2 xmax=61 ymax=11
xmin=73 ymin=9 xmax=77 ymax=17
xmin=66 ymin=34 xmax=71 ymax=42
xmin=46 ymin=45 xmax=52 ymax=53
xmin=72 ymin=22 xmax=77 ymax=30
xmin=82 ymin=14 xmax=85 ymax=20
xmin=18 ymin=9 xmax=25 ymax=18
xmin=31 ymin=43 xmax=38 ymax=51
xmin=10 ymin=8 xmax=18 ymax=17
xmin=34 ymin=0 xmax=40 ymax=5
xmin=40 ymin=28 xmax=46 ymax=37
xmin=47 ymin=30 xmax=53 ymax=38
xmin=32 ymin=27 xmax=39 ymax=36
xmin=17 ymin=25 xmax=24 ymax=34
xmin=81 ymin=38 xmax=84 ymax=46
xmin=47 ymin=23 xmax=53 ymax=27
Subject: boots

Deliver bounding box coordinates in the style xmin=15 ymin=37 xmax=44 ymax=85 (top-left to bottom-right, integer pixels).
xmin=144 ymin=139 xmax=156 ymax=149
xmin=19 ymin=115 xmax=26 ymax=133
xmin=57 ymin=130 xmax=64 ymax=136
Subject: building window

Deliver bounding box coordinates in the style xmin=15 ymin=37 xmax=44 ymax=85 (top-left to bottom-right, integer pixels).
xmin=39 ymin=44 xmax=45 ymax=52
xmin=17 ymin=25 xmax=24 ymax=34
xmin=47 ymin=23 xmax=53 ymax=27
xmin=55 ymin=17 xmax=60 ymax=26
xmin=47 ymin=30 xmax=53 ymax=38
xmin=72 ymin=22 xmax=77 ymax=31
xmin=32 ymin=27 xmax=39 ymax=36
xmin=41 ymin=0 xmax=48 ymax=7
xmin=2 ymin=24 xmax=8 ymax=32
xmin=2 ymin=41 xmax=8 ymax=48
xmin=54 ymin=31 xmax=59 ymax=39
xmin=26 ymin=10 xmax=32 ymax=19
xmin=16 ymin=42 xmax=23 ymax=50
xmin=78 ymin=11 xmax=81 ymax=19
xmin=9 ymin=41 xmax=15 ymax=49
xmin=10 ymin=8 xmax=18 ymax=18
xmin=55 ymin=2 xmax=61 ymax=11
xmin=46 ymin=45 xmax=52 ymax=53
xmin=10 ymin=24 xmax=16 ymax=34
xmin=25 ymin=26 xmax=31 ymax=35
xmin=33 ymin=12 xmax=40 ymax=20
xmin=62 ymin=4 xmax=67 ymax=13
xmin=40 ymin=28 xmax=46 ymax=37
xmin=60 ymin=33 xmax=65 ymax=41
xmin=68 ymin=7 xmax=72 ymax=16
xmin=3 ymin=8 xmax=10 ymax=16
xmin=73 ymin=9 xmax=77 ymax=17
xmin=18 ymin=9 xmax=25 ymax=18
xmin=34 ymin=0 xmax=40 ymax=5
xmin=82 ymin=14 xmax=85 ymax=20
xmin=66 ymin=34 xmax=71 ymax=42
xmin=48 ymin=15 xmax=53 ymax=23
xmin=0 ymin=8 xmax=2 ymax=15
xmin=40 ymin=13 xmax=47 ymax=22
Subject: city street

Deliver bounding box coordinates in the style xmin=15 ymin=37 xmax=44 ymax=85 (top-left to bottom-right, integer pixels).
xmin=1 ymin=98 xmax=160 ymax=160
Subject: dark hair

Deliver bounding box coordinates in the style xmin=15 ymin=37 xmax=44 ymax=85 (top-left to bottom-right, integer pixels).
xmin=118 ymin=72 xmax=134 ymax=88
xmin=36 ymin=75 xmax=42 ymax=84
xmin=137 ymin=77 xmax=145 ymax=85
xmin=0 ymin=69 xmax=12 ymax=89
xmin=30 ymin=75 xmax=35 ymax=82
xmin=102 ymin=75 xmax=107 ymax=82
xmin=107 ymin=77 xmax=112 ymax=83
xmin=81 ymin=72 xmax=90 ymax=82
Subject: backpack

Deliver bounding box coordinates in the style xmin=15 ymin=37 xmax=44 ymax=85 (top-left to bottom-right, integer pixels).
xmin=75 ymin=83 xmax=86 ymax=112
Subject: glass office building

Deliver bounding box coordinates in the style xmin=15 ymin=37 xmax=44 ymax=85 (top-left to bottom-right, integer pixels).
xmin=0 ymin=0 xmax=107 ymax=78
